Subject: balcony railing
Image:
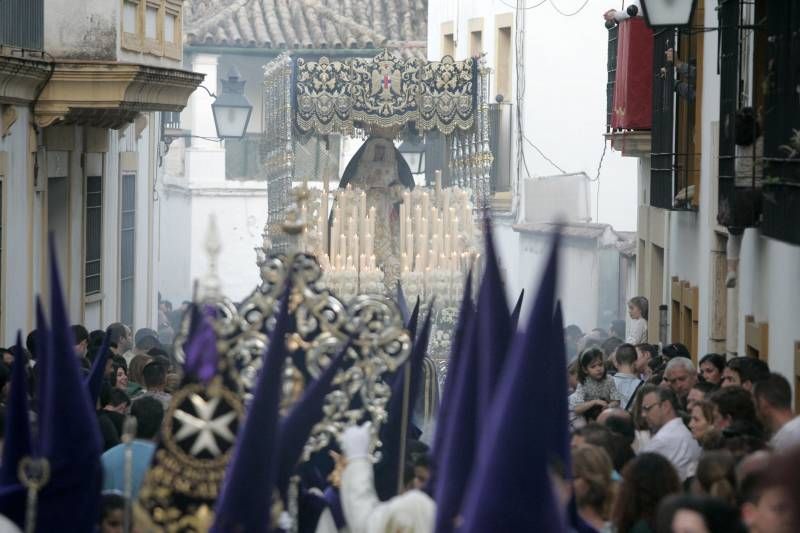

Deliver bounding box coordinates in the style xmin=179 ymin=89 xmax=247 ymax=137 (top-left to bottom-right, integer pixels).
xmin=0 ymin=0 xmax=43 ymax=50
xmin=604 ymin=18 xmax=653 ymax=158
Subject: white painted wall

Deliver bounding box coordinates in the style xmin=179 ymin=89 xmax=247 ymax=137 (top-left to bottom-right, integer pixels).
xmin=427 ymin=0 xmax=638 ymax=232
xmin=638 ymin=4 xmax=800 ymax=391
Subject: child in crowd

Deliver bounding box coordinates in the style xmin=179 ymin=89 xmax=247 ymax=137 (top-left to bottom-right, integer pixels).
xmin=569 ymin=348 xmax=623 ymax=422
xmin=626 ymin=296 xmax=648 ymax=345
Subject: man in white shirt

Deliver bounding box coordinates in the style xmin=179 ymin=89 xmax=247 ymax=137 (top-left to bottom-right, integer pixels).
xmin=753 ymin=373 xmax=800 ymax=453
xmin=640 ymin=385 xmax=700 ymax=481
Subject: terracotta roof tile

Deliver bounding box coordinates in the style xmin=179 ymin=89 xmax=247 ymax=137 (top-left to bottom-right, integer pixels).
xmin=186 ymin=0 xmax=427 ymax=54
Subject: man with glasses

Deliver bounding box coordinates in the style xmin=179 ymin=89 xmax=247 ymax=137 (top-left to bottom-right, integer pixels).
xmin=639 ymin=385 xmax=700 ymax=481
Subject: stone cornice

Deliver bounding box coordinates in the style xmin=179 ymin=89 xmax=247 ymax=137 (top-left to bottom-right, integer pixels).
xmin=0 ymin=55 xmax=52 ymax=104
xmin=34 ymin=61 xmax=205 ymax=129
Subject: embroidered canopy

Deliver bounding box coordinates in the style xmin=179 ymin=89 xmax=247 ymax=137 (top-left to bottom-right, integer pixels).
xmin=293 ymin=50 xmax=478 ymax=136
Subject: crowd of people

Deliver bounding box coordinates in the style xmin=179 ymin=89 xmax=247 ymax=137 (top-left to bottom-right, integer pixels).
xmin=0 ymin=280 xmax=798 ymax=532
xmin=564 ymin=305 xmax=800 ymax=532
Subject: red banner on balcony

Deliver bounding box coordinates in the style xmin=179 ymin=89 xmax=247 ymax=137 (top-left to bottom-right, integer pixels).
xmin=611 ymin=18 xmax=654 ymax=130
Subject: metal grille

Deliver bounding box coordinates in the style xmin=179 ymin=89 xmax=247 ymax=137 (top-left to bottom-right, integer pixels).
xmin=0 ymin=0 xmax=43 ymax=49
xmin=650 ymin=28 xmax=677 ymax=209
xmin=162 ymin=111 xmax=181 ymax=130
xmin=85 ymin=175 xmax=102 ymax=296
xmin=762 ymin=0 xmax=800 ymax=245
xmin=226 ymin=133 xmax=267 ymax=180
xmin=120 ymin=173 xmax=136 ymax=327
xmin=718 ymin=0 xmax=740 ymax=226
xmin=606 ymin=25 xmax=619 ymax=132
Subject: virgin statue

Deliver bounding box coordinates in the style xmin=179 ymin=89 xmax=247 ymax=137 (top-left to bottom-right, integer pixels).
xmin=336 ymin=132 xmax=415 ymax=291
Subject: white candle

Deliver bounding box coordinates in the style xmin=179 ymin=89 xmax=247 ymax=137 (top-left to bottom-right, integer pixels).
xmin=340 ymin=233 xmax=347 ymax=260
xmin=435 ymin=170 xmax=442 ymax=198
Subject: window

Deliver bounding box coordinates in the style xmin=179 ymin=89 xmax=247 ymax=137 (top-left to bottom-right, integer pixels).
xmin=760 ymin=1 xmax=800 ymax=245
xmin=226 ymin=133 xmax=265 ymax=180
xmin=121 ymin=0 xmax=182 ymax=59
xmin=650 ymin=28 xmax=677 ymax=209
xmin=649 ymin=0 xmax=705 ymax=210
xmin=744 ymin=315 xmax=768 ymax=362
xmin=441 ymin=21 xmax=455 ymax=58
xmin=85 ymin=175 xmax=102 ymax=296
xmin=164 ymin=12 xmax=176 ymax=42
xmin=495 ymin=24 xmax=512 ymax=101
xmin=470 ymin=30 xmax=482 ymax=57
xmin=670 ymin=277 xmax=699 ymax=362
xmin=123 ymin=0 xmax=138 ymax=33
xmin=145 ymin=5 xmax=158 ymax=39
xmin=120 ymin=173 xmax=135 ymax=327
xmin=717 ymin=0 xmax=768 ymax=232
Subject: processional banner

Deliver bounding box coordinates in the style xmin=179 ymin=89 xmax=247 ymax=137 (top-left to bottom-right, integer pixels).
xmin=293 ymin=50 xmax=478 ymax=136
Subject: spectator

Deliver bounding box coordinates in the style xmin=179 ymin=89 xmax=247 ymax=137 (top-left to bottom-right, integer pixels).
xmin=140 ymin=361 xmax=171 ymax=411
xmin=89 ymin=329 xmax=106 ymax=350
xmin=111 ymin=364 xmax=129 ymax=392
xmin=625 ymin=297 xmax=648 ymax=345
xmin=689 ymin=399 xmax=719 ymax=448
xmin=722 ymin=357 xmax=770 ymax=392
xmin=613 ymin=344 xmax=644 ymax=410
xmin=739 ymin=459 xmax=794 ymax=533
xmin=71 ymin=324 xmax=89 ymax=358
xmin=126 ymin=354 xmax=152 ymax=399
xmin=698 ymin=353 xmax=726 ymax=385
xmin=639 ymin=386 xmax=701 ymax=481
xmin=565 ymin=324 xmax=584 ymax=362
xmin=693 ymin=450 xmax=737 ymax=506
xmin=572 ymin=422 xmax=634 ymax=475
xmin=687 ymin=381 xmax=717 ymax=411
xmin=635 ymin=344 xmax=658 ymax=381
xmin=753 ymin=373 xmax=800 ymax=452
xmin=107 ymin=323 xmax=133 ymax=361
xmin=612 ymin=452 xmax=681 ymax=533
xmin=709 ymin=386 xmax=761 ymax=435
xmin=570 ymin=349 xmax=623 ymax=423
xmin=99 ymin=492 xmax=125 ymax=533
xmin=97 ymin=383 xmax=130 ymax=451
xmin=655 ymin=494 xmax=745 ymax=533
xmin=134 ymin=328 xmax=159 ymax=347
xmin=602 ymin=337 xmax=624 ymax=361
xmin=609 ymin=319 xmax=626 ymax=340
xmin=662 ymin=343 xmax=691 ymax=361
xmin=664 ymin=357 xmax=697 ymax=410
xmin=573 ymin=444 xmax=615 ymax=532
xmin=101 ymin=396 xmax=163 ymax=499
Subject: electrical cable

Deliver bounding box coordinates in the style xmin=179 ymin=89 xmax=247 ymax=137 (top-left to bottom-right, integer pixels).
xmin=548 ymin=0 xmax=592 ymax=17
xmin=499 ymin=0 xmax=547 ymax=10
xmin=523 ymin=135 xmax=568 ymax=175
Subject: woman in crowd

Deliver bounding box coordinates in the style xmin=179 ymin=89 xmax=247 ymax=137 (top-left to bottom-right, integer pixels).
xmin=111 ymin=363 xmax=128 ymax=392
xmin=698 ymin=353 xmax=726 ymax=386
xmin=612 ymin=453 xmax=681 ymax=533
xmin=693 ymin=451 xmax=737 ymax=506
xmin=573 ymin=444 xmax=615 ymax=532
xmin=655 ymin=494 xmax=746 ymax=533
xmin=689 ymin=400 xmax=721 ymax=449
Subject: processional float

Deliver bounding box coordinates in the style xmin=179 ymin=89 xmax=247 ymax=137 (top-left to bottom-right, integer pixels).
xmin=134 ymin=49 xmax=492 ymax=531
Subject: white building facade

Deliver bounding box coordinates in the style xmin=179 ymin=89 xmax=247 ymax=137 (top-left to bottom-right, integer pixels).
xmin=609 ymin=0 xmax=800 ymax=398
xmin=0 ymin=0 xmax=201 ymax=344
xmin=426 ymin=1 xmax=639 ymax=330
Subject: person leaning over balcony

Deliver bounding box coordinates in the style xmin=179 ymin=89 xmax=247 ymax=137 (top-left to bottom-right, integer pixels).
xmin=660 ymin=48 xmax=696 ymax=101
xmin=718 ymin=107 xmax=764 ymax=288
xmin=602 ymin=1 xmax=642 ymax=24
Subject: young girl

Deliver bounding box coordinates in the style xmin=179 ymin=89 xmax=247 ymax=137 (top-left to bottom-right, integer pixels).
xmin=625 ymin=296 xmax=648 ymax=345
xmin=569 ymin=348 xmax=623 ymax=422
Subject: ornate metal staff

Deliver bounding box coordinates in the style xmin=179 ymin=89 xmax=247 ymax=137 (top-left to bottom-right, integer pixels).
xmin=18 ymin=456 xmax=50 ymax=533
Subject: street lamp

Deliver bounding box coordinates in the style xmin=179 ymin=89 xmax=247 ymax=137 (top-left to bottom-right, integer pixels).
xmin=398 ymin=137 xmax=426 ymax=174
xmin=211 ymin=67 xmax=253 ymax=139
xmin=640 ymin=0 xmax=697 ymax=27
